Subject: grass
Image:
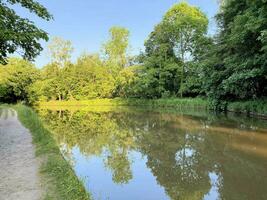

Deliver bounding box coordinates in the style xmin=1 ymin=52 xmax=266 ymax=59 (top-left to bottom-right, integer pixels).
xmin=227 ymin=98 xmax=267 ymax=117
xmin=38 ymin=97 xmax=208 ymax=108
xmin=38 ymin=97 xmax=267 ymax=118
xmin=14 ymin=105 xmax=91 ymax=200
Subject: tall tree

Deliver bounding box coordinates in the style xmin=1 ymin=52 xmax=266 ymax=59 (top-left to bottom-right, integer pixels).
xmin=103 ymin=26 xmax=130 ymax=72
xmin=205 ymin=0 xmax=267 ymax=103
xmin=47 ymin=37 xmax=74 ymax=67
xmin=162 ymin=2 xmax=208 ymax=97
xmin=139 ymin=2 xmax=209 ymax=98
xmin=0 ymin=0 xmax=52 ymax=64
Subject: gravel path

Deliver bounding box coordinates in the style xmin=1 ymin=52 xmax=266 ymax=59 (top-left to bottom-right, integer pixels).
xmin=0 ymin=108 xmax=43 ymax=200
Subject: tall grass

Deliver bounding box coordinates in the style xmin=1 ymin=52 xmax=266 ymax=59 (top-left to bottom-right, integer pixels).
xmin=227 ymin=99 xmax=267 ymax=117
xmin=14 ymin=105 xmax=91 ymax=200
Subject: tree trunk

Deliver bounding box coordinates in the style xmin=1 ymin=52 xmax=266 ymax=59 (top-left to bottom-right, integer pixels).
xmin=58 ymin=93 xmax=61 ymax=101
xmin=180 ymin=38 xmax=185 ymax=98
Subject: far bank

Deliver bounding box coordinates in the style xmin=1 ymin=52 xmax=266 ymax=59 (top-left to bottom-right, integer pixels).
xmin=38 ymin=98 xmax=267 ymax=118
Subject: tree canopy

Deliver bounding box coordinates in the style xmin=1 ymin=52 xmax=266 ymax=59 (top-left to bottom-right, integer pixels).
xmin=135 ymin=2 xmax=209 ymax=98
xmin=48 ymin=37 xmax=74 ymax=67
xmin=0 ymin=1 xmax=266 ymax=108
xmin=103 ymin=26 xmax=130 ymax=72
xmin=203 ymin=0 xmax=267 ymax=107
xmin=0 ymin=0 xmax=52 ymax=64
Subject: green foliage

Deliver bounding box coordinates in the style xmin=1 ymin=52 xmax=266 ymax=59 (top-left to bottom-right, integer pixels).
xmin=48 ymin=37 xmax=74 ymax=67
xmin=30 ymin=52 xmax=117 ymax=101
xmin=204 ymin=0 xmax=267 ymax=103
xmin=103 ymin=26 xmax=130 ymax=72
xmin=0 ymin=0 xmax=52 ymax=64
xmin=27 ymin=29 xmax=132 ymax=102
xmin=136 ymin=2 xmax=209 ymax=98
xmin=38 ymin=98 xmax=209 ymax=110
xmin=114 ymin=66 xmax=141 ymax=98
xmin=1 ymin=1 xmax=266 ymax=114
xmin=162 ymin=2 xmax=209 ymax=60
xmin=0 ymin=58 xmax=40 ymax=103
xmin=15 ymin=105 xmax=91 ymax=200
xmin=228 ymin=98 xmax=267 ymax=116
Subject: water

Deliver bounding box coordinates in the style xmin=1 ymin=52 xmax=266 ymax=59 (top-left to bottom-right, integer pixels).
xmin=37 ymin=106 xmax=267 ymax=200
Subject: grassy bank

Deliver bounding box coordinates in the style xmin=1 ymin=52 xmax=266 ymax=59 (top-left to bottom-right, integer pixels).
xmin=227 ymin=99 xmax=267 ymax=117
xmin=38 ymin=98 xmax=267 ymax=118
xmin=38 ymin=98 xmax=208 ymax=108
xmin=14 ymin=105 xmax=91 ymax=200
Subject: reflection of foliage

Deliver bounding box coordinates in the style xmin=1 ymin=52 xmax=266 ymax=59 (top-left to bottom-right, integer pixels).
xmin=38 ymin=109 xmax=135 ymax=184
xmin=136 ymin=119 xmax=211 ymax=200
xmin=105 ymin=150 xmax=133 ymax=184
xmin=37 ymin=107 xmax=267 ymax=200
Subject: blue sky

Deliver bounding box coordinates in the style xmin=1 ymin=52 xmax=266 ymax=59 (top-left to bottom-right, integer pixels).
xmin=15 ymin=0 xmax=219 ymax=67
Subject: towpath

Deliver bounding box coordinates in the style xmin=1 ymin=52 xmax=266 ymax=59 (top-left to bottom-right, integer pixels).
xmin=0 ymin=108 xmax=43 ymax=200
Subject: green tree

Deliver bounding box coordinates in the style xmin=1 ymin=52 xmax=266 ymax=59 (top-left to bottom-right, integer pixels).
xmin=32 ymin=52 xmax=117 ymax=102
xmin=103 ymin=26 xmax=130 ymax=72
xmin=47 ymin=37 xmax=74 ymax=67
xmin=0 ymin=58 xmax=40 ymax=103
xmin=75 ymin=53 xmax=115 ymax=99
xmin=204 ymin=0 xmax=267 ymax=106
xmin=30 ymin=38 xmax=75 ymax=102
xmin=162 ymin=2 xmax=208 ymax=97
xmin=114 ymin=66 xmax=140 ymax=98
xmin=0 ymin=0 xmax=52 ymax=64
xmin=29 ymin=62 xmax=63 ymax=102
xmin=137 ymin=2 xmax=209 ymax=98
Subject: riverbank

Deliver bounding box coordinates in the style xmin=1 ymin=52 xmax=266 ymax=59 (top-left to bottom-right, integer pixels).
xmin=227 ymin=99 xmax=267 ymax=117
xmin=38 ymin=98 xmax=267 ymax=118
xmin=14 ymin=105 xmax=91 ymax=200
xmin=38 ymin=98 xmax=208 ymax=108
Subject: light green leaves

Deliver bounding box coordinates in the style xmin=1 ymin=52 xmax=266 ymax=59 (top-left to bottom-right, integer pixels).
xmin=103 ymin=26 xmax=130 ymax=71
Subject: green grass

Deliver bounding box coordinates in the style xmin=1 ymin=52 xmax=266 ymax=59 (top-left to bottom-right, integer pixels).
xmin=38 ymin=97 xmax=267 ymax=117
xmin=38 ymin=97 xmax=208 ymax=108
xmin=14 ymin=105 xmax=91 ymax=200
xmin=227 ymin=98 xmax=267 ymax=116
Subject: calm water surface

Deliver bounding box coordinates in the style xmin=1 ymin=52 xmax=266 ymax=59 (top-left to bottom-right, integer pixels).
xmin=37 ymin=106 xmax=267 ymax=200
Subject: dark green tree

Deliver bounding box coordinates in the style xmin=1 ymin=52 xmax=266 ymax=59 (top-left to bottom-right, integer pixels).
xmin=137 ymin=2 xmax=209 ymax=98
xmin=204 ymin=0 xmax=267 ymax=105
xmin=0 ymin=0 xmax=52 ymax=64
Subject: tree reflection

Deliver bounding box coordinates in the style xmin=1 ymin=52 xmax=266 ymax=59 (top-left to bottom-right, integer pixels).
xmin=38 ymin=109 xmax=135 ymax=184
xmin=105 ymin=150 xmax=132 ymax=184
xmin=135 ymin=115 xmax=211 ymax=200
xmin=37 ymin=108 xmax=267 ymax=200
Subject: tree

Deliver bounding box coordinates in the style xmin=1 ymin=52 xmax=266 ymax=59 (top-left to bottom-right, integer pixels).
xmin=114 ymin=65 xmax=140 ymax=98
xmin=32 ymin=37 xmax=75 ymax=101
xmin=47 ymin=37 xmax=74 ymax=67
xmin=29 ymin=38 xmax=74 ymax=102
xmin=31 ymin=52 xmax=117 ymax=102
xmin=73 ymin=53 xmax=115 ymax=99
xmin=103 ymin=26 xmax=130 ymax=72
xmin=0 ymin=0 xmax=52 ymax=64
xmin=142 ymin=24 xmax=180 ymax=98
xmin=162 ymin=2 xmax=208 ymax=97
xmin=138 ymin=2 xmax=209 ymax=98
xmin=205 ymin=0 xmax=267 ymax=105
xmin=0 ymin=58 xmax=40 ymax=103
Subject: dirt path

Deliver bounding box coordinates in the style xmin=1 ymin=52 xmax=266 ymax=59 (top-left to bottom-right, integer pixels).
xmin=0 ymin=108 xmax=43 ymax=200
